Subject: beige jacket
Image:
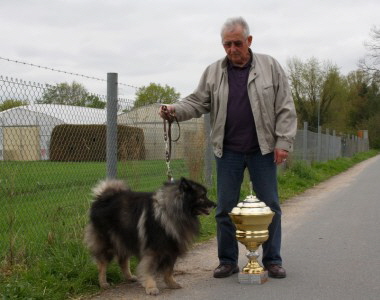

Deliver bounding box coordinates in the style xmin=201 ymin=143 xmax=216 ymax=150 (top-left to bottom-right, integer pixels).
xmin=172 ymin=52 xmax=297 ymax=158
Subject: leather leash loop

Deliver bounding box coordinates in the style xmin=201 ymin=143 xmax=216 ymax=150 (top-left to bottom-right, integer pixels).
xmin=162 ymin=105 xmax=180 ymax=181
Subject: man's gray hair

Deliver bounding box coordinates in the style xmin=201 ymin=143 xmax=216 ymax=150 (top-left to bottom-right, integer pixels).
xmin=221 ymin=17 xmax=250 ymax=40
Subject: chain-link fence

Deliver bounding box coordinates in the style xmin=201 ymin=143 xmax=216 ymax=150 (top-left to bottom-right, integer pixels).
xmin=0 ymin=73 xmax=369 ymax=271
xmin=293 ymin=122 xmax=369 ymax=163
xmin=0 ymin=74 xmax=210 ymax=272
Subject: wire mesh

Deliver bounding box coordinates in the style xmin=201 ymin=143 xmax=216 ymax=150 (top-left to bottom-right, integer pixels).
xmin=0 ymin=75 xmax=369 ymax=272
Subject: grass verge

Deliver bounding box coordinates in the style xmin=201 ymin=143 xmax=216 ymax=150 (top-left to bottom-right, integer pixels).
xmin=0 ymin=150 xmax=378 ymax=299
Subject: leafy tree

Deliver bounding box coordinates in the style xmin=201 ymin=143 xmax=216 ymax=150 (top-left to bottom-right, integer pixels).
xmin=345 ymin=70 xmax=380 ymax=149
xmin=346 ymin=70 xmax=380 ymax=126
xmin=287 ymin=57 xmax=342 ymax=129
xmin=37 ymin=81 xmax=105 ymax=108
xmin=367 ymin=113 xmax=380 ymax=149
xmin=84 ymin=94 xmax=106 ymax=109
xmin=346 ymin=71 xmax=371 ymax=128
xmin=134 ymin=83 xmax=180 ymax=108
xmin=0 ymin=99 xmax=28 ymax=111
xmin=321 ymin=74 xmax=350 ymax=132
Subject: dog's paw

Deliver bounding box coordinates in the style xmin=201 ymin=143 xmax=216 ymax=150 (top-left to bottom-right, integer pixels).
xmin=164 ymin=275 xmax=182 ymax=289
xmin=99 ymin=282 xmax=111 ymax=289
xmin=167 ymin=281 xmax=182 ymax=289
xmin=145 ymin=287 xmax=160 ymax=295
xmin=127 ymin=275 xmax=138 ymax=282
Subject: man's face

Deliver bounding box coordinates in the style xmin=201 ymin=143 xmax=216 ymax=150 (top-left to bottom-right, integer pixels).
xmin=222 ymin=25 xmax=252 ymax=67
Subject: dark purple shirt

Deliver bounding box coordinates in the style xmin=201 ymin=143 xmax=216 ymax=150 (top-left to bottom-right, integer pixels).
xmin=223 ymin=59 xmax=259 ymax=153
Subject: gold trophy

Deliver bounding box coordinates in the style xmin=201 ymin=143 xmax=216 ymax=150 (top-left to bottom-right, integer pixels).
xmin=229 ymin=186 xmax=274 ymax=284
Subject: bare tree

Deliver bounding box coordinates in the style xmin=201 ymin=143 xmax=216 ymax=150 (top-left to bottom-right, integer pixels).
xmin=359 ymin=26 xmax=380 ymax=78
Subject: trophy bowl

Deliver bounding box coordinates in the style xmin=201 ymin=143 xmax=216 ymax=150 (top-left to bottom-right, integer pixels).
xmin=229 ymin=195 xmax=274 ymax=284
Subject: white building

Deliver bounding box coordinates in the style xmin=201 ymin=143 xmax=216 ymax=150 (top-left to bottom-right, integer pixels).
xmin=0 ymin=104 xmax=106 ymax=160
xmin=117 ymin=104 xmax=205 ymax=160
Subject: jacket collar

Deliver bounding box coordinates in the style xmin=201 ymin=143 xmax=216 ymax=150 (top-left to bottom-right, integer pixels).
xmin=222 ymin=48 xmax=255 ymax=69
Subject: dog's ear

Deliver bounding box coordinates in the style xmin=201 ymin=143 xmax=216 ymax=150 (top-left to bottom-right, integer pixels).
xmin=179 ymin=177 xmax=192 ymax=191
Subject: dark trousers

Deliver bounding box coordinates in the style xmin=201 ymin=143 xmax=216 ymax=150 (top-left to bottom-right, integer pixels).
xmin=215 ymin=149 xmax=282 ymax=266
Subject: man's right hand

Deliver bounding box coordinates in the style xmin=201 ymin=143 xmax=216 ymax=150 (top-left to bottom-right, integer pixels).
xmin=158 ymin=105 xmax=176 ymax=121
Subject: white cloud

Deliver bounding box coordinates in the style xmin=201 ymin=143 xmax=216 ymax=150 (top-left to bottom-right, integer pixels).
xmin=1 ymin=0 xmax=379 ymax=98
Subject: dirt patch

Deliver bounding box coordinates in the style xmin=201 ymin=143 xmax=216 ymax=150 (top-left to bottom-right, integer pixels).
xmin=85 ymin=238 xmax=219 ymax=300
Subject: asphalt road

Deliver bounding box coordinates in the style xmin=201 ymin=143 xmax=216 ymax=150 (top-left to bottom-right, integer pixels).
xmin=91 ymin=154 xmax=380 ymax=300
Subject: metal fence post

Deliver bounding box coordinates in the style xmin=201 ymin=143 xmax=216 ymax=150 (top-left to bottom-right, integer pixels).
xmin=106 ymin=73 xmax=118 ymax=179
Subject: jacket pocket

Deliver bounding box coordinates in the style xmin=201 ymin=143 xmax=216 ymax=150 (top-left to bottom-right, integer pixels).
xmin=262 ymin=84 xmax=275 ymax=103
xmin=262 ymin=84 xmax=275 ymax=118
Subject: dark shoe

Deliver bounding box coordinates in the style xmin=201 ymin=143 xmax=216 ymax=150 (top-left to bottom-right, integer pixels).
xmin=213 ymin=264 xmax=239 ymax=278
xmin=266 ymin=264 xmax=286 ymax=278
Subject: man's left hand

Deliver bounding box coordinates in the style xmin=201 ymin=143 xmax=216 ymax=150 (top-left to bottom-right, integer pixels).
xmin=274 ymin=149 xmax=288 ymax=165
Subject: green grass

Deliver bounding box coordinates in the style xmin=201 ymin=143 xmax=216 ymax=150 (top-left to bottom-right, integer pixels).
xmin=0 ymin=160 xmax=188 ymax=197
xmin=276 ymin=150 xmax=379 ymax=201
xmin=0 ymin=159 xmax=190 ymax=299
xmin=0 ymin=150 xmax=378 ymax=299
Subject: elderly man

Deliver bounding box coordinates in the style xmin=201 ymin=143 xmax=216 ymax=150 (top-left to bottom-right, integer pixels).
xmin=159 ymin=16 xmax=297 ymax=279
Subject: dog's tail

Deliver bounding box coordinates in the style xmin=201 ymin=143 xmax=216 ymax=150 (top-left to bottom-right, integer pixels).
xmin=92 ymin=179 xmax=129 ymax=201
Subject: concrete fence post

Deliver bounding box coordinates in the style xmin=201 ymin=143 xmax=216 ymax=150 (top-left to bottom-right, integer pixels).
xmin=317 ymin=126 xmax=322 ymax=162
xmin=326 ymin=128 xmax=330 ymax=161
xmin=302 ymin=122 xmax=308 ymax=161
xmin=106 ymin=73 xmax=118 ymax=179
xmin=203 ymin=114 xmax=213 ymax=187
xmin=332 ymin=130 xmax=336 ymax=159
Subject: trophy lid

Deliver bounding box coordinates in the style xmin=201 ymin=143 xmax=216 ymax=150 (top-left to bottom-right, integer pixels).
xmin=230 ymin=183 xmax=273 ymax=215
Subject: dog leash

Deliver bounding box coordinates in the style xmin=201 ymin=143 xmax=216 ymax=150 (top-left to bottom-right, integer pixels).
xmin=162 ymin=105 xmax=180 ymax=182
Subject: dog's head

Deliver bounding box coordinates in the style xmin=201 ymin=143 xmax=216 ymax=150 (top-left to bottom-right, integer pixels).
xmin=178 ymin=177 xmax=216 ymax=216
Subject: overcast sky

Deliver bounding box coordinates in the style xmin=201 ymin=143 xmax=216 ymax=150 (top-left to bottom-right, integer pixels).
xmin=1 ymin=0 xmax=379 ymax=101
